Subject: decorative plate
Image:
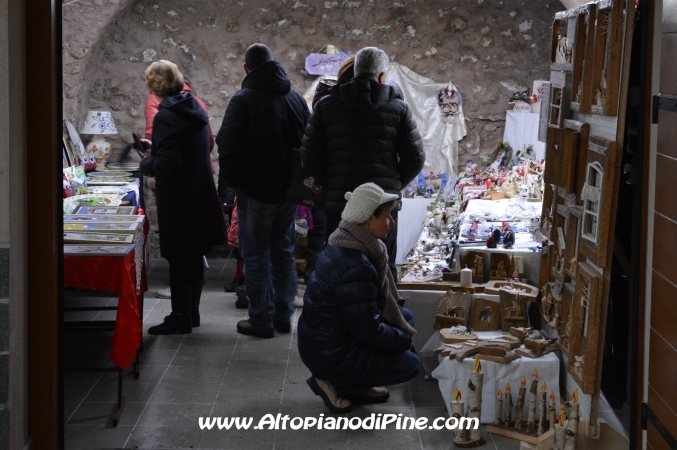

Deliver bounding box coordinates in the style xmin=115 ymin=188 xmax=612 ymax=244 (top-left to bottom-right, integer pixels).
xmin=89 ymin=170 xmax=133 ymax=177
xmin=86 ymin=181 xmax=130 ymax=186
xmin=86 ymin=176 xmax=135 ymax=183
xmin=87 ymin=186 xmax=131 ymax=195
xmin=106 ymin=163 xmax=140 ymax=171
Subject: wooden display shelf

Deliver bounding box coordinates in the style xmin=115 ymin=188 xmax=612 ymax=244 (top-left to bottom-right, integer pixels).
xmin=486 ymin=423 xmax=554 ymax=447
xmin=483 ymin=280 xmax=539 ymax=301
xmin=442 ymin=272 xmax=483 ymax=284
xmin=396 ymin=282 xmax=484 ymax=293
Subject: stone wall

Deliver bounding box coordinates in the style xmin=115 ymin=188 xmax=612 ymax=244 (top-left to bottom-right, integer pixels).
xmin=63 ymin=0 xmax=563 ymax=255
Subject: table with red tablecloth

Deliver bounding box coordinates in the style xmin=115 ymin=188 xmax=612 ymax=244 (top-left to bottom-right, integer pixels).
xmin=63 ymin=221 xmax=148 ymax=369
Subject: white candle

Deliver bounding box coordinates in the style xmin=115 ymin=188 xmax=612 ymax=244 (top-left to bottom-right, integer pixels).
xmin=460 ymin=267 xmax=473 ymax=287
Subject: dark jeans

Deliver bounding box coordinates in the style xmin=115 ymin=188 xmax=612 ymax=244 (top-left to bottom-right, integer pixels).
xmin=168 ymin=255 xmax=204 ymax=317
xmin=326 ymin=208 xmax=399 ymax=280
xmin=236 ymin=188 xmax=297 ymax=329
xmin=307 ymin=208 xmax=326 ymax=255
xmin=334 ymin=350 xmax=421 ymax=396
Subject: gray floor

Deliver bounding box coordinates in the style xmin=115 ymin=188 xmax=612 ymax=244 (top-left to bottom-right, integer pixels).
xmin=63 ymin=256 xmax=521 ymax=450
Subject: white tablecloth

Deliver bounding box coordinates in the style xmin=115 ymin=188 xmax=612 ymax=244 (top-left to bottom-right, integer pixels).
xmin=396 ymin=198 xmax=433 ymax=264
xmin=425 ymin=332 xmax=561 ymax=424
xmin=503 ymin=111 xmax=546 ymax=160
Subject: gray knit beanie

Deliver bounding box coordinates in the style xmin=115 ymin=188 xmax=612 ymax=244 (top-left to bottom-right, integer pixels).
xmin=341 ymin=183 xmax=399 ymax=224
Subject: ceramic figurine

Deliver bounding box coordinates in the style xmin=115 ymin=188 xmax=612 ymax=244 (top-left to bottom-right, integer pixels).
xmin=492 ymin=228 xmax=502 ymax=245
xmin=503 ymin=227 xmax=515 ymax=249
xmin=467 ymin=222 xmax=479 ymax=241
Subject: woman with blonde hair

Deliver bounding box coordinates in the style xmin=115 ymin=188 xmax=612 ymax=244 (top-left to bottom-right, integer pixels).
xmin=140 ymin=60 xmax=225 ymax=334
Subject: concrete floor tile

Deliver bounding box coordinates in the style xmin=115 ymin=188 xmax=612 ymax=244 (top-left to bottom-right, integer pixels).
xmin=275 ymin=428 xmax=349 ymax=450
xmin=199 ymin=427 xmax=275 ymax=450
xmin=64 ymin=424 xmax=133 ymax=450
xmin=149 ymin=381 xmax=221 ymax=404
xmin=135 ymin=402 xmax=214 ymax=427
xmin=65 ymin=382 xmax=96 ymax=404
xmin=489 ymin=430 xmax=522 ymax=449
xmin=64 ymin=402 xmax=80 ymax=422
xmin=162 ymin=365 xmax=226 ymax=384
xmin=82 ymin=381 xmax=156 ymax=404
xmin=142 ymin=334 xmax=184 ymax=351
xmin=138 ymin=349 xmax=176 ymax=366
xmin=170 ymin=349 xmax=231 ymax=368
xmin=125 ymin=425 xmax=204 ymax=449
xmin=66 ymin=401 xmax=145 ymax=427
xmin=99 ymin=364 xmax=166 ymax=384
xmin=409 ymin=384 xmax=446 ymax=409
xmin=216 ymin=384 xmax=284 ymax=407
xmin=347 ymin=426 xmax=423 ymax=450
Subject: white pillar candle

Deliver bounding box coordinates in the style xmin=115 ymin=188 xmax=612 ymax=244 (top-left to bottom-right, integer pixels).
xmin=460 ymin=267 xmax=473 ymax=287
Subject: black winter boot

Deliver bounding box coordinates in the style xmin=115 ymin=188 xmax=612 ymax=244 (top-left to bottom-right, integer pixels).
xmin=190 ymin=280 xmax=204 ymax=327
xmin=303 ymin=250 xmax=321 ymax=283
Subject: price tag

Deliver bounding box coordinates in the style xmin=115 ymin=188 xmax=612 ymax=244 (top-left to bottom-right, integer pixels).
xmin=514 ymin=256 xmax=524 ymax=274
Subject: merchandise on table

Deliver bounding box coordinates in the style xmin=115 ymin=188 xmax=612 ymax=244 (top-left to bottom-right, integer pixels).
xmin=72 ymin=205 xmax=138 ymax=215
xmin=63 ymin=222 xmax=140 ymax=234
xmin=64 ymin=244 xmax=135 ymax=256
xmin=63 ymin=232 xmax=135 ymax=245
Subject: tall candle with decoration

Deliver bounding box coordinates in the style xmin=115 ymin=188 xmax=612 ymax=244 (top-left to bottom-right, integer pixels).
xmin=451 ymin=388 xmax=468 ymax=445
xmin=538 ymin=381 xmax=547 ymax=435
xmin=564 ymin=389 xmax=580 ymax=450
xmin=467 ymin=356 xmax=485 ymax=443
xmin=549 ymin=392 xmax=556 ymax=431
xmin=526 ymin=369 xmax=538 ymax=433
xmin=504 ymin=383 xmax=513 ymax=427
xmin=514 ymin=376 xmax=527 ymax=429
xmin=496 ymin=389 xmax=503 ymax=424
xmin=554 ymin=404 xmax=567 ymax=450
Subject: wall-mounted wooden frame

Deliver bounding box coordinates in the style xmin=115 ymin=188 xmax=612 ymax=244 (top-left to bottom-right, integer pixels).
xmin=468 ymin=297 xmax=502 ymax=332
xmin=434 ymin=291 xmax=472 ymax=330
xmin=499 ymin=290 xmax=529 ymax=332
xmin=542 ymin=281 xmax=563 ymax=330
xmin=544 ymin=128 xmax=563 ymax=186
xmin=547 ymin=71 xmax=572 ymax=130
xmin=588 ymin=0 xmax=624 ymax=116
xmin=551 ymin=204 xmax=569 ymax=283
xmin=559 ymin=126 xmax=579 ymax=193
xmin=577 ymin=137 xmax=618 ymax=269
xmin=568 ymin=262 xmax=604 ymax=394
xmin=489 ymin=253 xmax=512 ymax=279
xmin=564 ymin=207 xmax=582 ymax=281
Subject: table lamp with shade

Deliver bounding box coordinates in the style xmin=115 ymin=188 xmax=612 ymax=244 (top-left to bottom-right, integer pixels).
xmin=80 ymin=110 xmax=118 ymax=166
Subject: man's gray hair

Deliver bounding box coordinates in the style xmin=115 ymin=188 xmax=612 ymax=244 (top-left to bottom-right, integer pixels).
xmin=354 ymin=47 xmax=389 ymax=78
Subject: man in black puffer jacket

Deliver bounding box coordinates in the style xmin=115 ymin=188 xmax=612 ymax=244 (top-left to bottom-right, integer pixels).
xmin=300 ymin=46 xmax=424 ymax=278
xmin=217 ymin=44 xmax=310 ymax=338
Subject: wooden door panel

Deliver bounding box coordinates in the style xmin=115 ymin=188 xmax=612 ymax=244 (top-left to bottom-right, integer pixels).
xmin=650 ymin=271 xmax=677 ymax=351
xmin=648 ymin=422 xmax=674 ymax=450
xmin=648 ymin=329 xmax=677 ymax=415
xmin=655 ymin=154 xmax=677 ymax=221
xmin=663 ymin=0 xmax=677 ymax=34
xmin=652 ymin=213 xmax=677 ymax=286
xmin=656 ymin=111 xmax=677 ymax=160
xmin=660 ymin=34 xmax=677 ymax=95
xmin=648 ymin=386 xmax=677 ymax=442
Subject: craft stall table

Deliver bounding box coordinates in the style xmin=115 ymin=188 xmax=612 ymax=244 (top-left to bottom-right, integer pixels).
xmin=62 ymin=218 xmax=148 ymax=426
xmin=421 ymin=331 xmax=561 ymax=424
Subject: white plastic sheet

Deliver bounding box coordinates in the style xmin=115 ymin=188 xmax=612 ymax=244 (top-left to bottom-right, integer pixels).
xmin=503 ymin=111 xmax=546 ymax=160
xmin=387 ymin=63 xmax=467 ymax=178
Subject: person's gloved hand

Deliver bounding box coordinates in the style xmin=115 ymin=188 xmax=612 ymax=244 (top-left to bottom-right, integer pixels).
xmin=295 ymin=218 xmax=309 ymax=237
